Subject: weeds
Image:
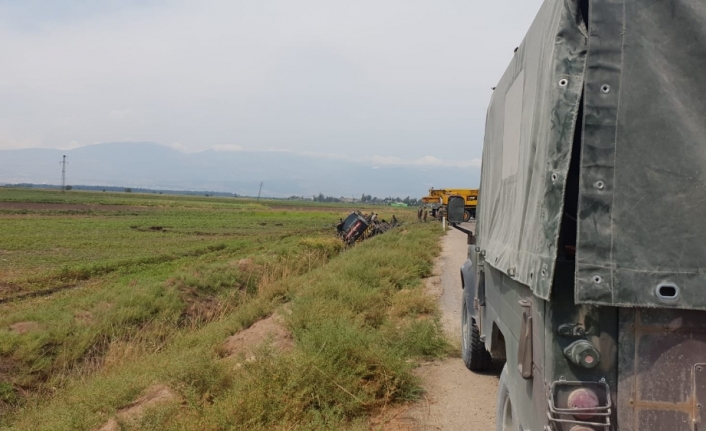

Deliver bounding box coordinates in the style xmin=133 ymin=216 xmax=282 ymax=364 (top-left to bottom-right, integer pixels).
xmin=0 ymin=188 xmax=445 ymax=430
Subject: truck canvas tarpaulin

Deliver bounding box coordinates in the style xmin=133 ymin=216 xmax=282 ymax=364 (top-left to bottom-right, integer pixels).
xmin=476 ymin=0 xmax=706 ymax=310
xmin=476 ymin=0 xmax=587 ymax=300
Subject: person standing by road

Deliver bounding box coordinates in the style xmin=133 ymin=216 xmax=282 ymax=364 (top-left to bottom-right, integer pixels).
xmin=423 ymin=209 xmax=428 ymax=222
xmin=418 ymin=207 xmax=423 ymax=221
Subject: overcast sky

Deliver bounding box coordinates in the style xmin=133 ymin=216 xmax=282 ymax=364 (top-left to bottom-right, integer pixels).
xmin=0 ymin=0 xmax=543 ymax=167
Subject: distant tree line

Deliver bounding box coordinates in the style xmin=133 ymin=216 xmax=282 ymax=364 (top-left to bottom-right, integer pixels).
xmin=1 ymin=183 xmax=237 ymax=197
xmin=361 ymin=194 xmax=421 ymax=205
xmin=312 ymin=193 xmax=343 ymax=203
xmin=311 ymin=193 xmax=421 ymax=206
xmin=2 ymin=183 xmax=422 ymax=204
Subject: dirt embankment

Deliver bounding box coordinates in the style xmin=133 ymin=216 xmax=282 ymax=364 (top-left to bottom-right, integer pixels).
xmin=220 ymin=312 xmax=294 ymax=362
xmin=92 ymin=312 xmax=294 ymax=431
xmin=94 ymin=385 xmax=179 ymax=431
xmin=378 ymin=224 xmax=501 ymax=431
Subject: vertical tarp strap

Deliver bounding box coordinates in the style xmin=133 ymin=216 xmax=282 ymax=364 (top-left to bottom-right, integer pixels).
xmin=533 ymin=0 xmax=588 ymax=299
xmin=576 ymin=0 xmax=625 ymax=304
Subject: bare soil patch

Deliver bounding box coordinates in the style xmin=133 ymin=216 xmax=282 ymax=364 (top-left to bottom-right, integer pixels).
xmin=94 ymin=385 xmax=178 ymax=431
xmin=221 ymin=313 xmax=293 ymax=361
xmin=370 ymin=404 xmax=419 ymax=431
xmin=0 ymin=356 xmax=19 ymax=383
xmin=8 ymin=321 xmax=41 ymax=334
xmin=0 ymin=281 xmax=20 ymax=296
xmin=74 ymin=310 xmax=94 ymax=324
xmin=231 ymin=257 xmax=256 ymax=273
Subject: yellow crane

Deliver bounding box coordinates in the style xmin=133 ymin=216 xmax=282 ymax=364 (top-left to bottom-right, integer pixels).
xmin=421 ymin=188 xmax=478 ymax=221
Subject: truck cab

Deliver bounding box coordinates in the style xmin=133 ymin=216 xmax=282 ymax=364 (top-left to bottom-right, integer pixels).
xmin=449 ymin=1 xmax=706 ymax=430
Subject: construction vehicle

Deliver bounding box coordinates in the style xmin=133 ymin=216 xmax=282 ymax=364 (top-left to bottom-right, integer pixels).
xmin=448 ymin=1 xmax=706 ymax=430
xmin=421 ymin=188 xmax=446 ymax=218
xmin=439 ymin=189 xmax=477 ymax=222
xmin=421 ymin=188 xmax=478 ymax=221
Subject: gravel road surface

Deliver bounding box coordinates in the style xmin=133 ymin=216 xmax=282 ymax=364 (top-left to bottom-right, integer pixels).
xmin=381 ymin=224 xmax=501 ymax=431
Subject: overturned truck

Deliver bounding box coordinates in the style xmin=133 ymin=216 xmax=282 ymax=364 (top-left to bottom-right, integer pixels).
xmin=336 ymin=212 xmax=397 ymax=245
xmin=449 ymin=1 xmax=706 ymax=430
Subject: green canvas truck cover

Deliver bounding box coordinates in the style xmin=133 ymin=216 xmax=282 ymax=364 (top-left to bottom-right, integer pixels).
xmin=477 ymin=0 xmax=706 ymax=310
xmin=576 ymin=0 xmax=706 ymax=310
xmin=476 ymin=0 xmax=587 ymax=300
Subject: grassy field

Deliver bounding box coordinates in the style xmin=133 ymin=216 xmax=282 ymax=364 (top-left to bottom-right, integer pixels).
xmin=0 ymin=190 xmax=354 ymax=293
xmin=0 ymin=188 xmax=447 ymax=430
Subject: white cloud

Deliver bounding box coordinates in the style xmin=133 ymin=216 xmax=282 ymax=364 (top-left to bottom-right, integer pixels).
xmin=169 ymin=142 xmax=189 ymax=152
xmin=0 ymin=0 xmax=543 ymax=160
xmin=213 ymin=147 xmax=482 ymax=168
xmin=213 ymin=144 xmax=244 ymax=152
xmin=265 ymin=149 xmax=355 ymax=161
xmin=369 ymin=155 xmax=481 ymax=168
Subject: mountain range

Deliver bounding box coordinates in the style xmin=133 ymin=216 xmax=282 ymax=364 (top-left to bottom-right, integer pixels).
xmin=0 ymin=142 xmax=480 ymax=198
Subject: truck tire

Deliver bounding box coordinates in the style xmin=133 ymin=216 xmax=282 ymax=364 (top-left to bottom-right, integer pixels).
xmin=461 ymin=296 xmax=491 ymax=371
xmin=496 ymin=365 xmax=521 ymax=431
xmin=463 ymin=209 xmax=472 ymax=222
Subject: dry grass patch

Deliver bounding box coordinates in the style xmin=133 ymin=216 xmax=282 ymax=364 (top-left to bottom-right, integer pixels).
xmin=389 ymin=289 xmax=438 ymax=319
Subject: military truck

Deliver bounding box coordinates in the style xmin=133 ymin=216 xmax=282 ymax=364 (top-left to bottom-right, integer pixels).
xmin=448 ymin=1 xmax=706 ymax=430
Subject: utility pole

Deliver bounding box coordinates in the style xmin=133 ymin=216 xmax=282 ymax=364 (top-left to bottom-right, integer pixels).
xmin=257 ymin=182 xmax=263 ymax=201
xmin=60 ymin=155 xmax=67 ymax=192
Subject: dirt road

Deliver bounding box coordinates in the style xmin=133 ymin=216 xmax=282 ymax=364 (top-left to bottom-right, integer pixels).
xmin=382 ymin=224 xmax=501 ymax=431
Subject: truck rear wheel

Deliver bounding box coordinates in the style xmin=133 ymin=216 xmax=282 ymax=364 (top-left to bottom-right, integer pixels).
xmin=461 ymin=297 xmax=491 ymax=371
xmin=463 ymin=209 xmax=472 ymax=222
xmin=496 ymin=365 xmax=520 ymax=431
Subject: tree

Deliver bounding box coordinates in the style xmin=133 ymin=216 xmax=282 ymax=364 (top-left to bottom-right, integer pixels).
xmin=64 ymin=185 xmax=72 ymax=191
xmin=125 ymin=188 xmax=132 ymax=193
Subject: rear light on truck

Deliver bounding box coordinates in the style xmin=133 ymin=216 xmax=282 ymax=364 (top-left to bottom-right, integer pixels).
xmin=567 ymin=388 xmax=599 ymax=419
xmin=548 ymin=380 xmax=611 ymax=429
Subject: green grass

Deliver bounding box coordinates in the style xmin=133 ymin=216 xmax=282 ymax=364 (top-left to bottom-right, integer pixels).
xmin=0 ymin=188 xmax=447 ymax=430
xmin=0 ymin=189 xmax=396 ymax=291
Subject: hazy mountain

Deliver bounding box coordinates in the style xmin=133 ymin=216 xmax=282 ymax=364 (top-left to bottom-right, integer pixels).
xmin=0 ymin=142 xmax=480 ymax=198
